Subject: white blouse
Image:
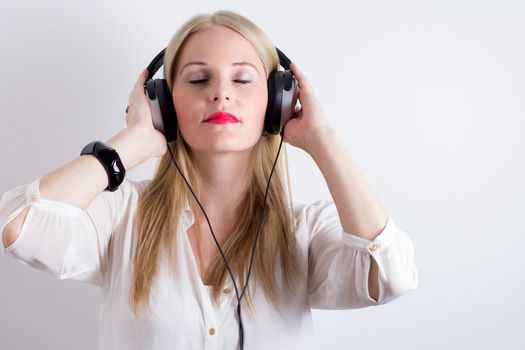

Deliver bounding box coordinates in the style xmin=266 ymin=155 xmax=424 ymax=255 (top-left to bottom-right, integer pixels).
xmin=1 ymin=177 xmax=417 ymax=350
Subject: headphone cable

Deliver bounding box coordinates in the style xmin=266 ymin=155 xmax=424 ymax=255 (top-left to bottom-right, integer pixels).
xmin=166 ymin=129 xmax=285 ymax=350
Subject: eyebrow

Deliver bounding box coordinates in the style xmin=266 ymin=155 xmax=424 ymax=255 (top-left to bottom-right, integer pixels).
xmin=178 ymin=61 xmax=259 ymax=76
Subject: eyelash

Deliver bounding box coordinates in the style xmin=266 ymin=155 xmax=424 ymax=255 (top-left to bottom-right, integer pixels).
xmin=189 ymin=79 xmax=251 ymax=85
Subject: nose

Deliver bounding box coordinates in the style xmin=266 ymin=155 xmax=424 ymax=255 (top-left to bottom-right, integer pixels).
xmin=210 ymin=78 xmax=231 ymax=103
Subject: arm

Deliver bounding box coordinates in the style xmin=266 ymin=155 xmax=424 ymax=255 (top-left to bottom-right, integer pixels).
xmin=284 ymin=63 xmax=415 ymax=304
xmin=2 ymin=126 xmax=151 ymax=249
xmin=306 ymin=127 xmax=388 ymax=300
xmin=2 ymin=68 xmax=163 ymax=248
xmin=303 ymin=135 xmax=417 ymax=307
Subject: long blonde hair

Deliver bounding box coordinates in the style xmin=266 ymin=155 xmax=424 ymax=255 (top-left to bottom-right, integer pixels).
xmin=129 ymin=10 xmax=302 ymax=320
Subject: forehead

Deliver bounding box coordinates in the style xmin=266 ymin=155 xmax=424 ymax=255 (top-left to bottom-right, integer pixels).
xmin=176 ymin=25 xmax=265 ymax=73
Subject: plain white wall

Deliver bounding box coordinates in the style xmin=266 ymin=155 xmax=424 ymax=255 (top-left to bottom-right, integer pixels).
xmin=1 ymin=0 xmax=524 ymax=349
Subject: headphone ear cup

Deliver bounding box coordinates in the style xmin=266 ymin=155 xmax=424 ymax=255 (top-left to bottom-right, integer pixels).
xmin=155 ymin=79 xmax=178 ymax=142
xmin=264 ymin=71 xmax=283 ymax=135
xmin=145 ymin=79 xmax=178 ymax=142
xmin=279 ymin=70 xmax=298 ymax=130
xmin=264 ymin=70 xmax=298 ymax=135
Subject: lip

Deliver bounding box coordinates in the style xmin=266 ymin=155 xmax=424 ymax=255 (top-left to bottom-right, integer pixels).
xmin=203 ymin=111 xmax=240 ymax=124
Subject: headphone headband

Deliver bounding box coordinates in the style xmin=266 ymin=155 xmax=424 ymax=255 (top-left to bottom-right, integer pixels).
xmin=145 ymin=47 xmax=292 ymax=81
xmin=146 ymin=48 xmax=167 ymax=80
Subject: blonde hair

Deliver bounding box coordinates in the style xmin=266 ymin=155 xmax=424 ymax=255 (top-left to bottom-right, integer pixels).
xmin=129 ymin=10 xmax=302 ymax=320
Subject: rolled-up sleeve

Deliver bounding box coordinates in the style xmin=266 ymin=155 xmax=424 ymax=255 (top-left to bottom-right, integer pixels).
xmin=305 ymin=200 xmax=418 ymax=309
xmin=0 ymin=178 xmax=121 ymax=288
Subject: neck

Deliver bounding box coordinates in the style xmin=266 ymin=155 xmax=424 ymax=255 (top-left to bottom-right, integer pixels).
xmin=189 ymin=149 xmax=255 ymax=226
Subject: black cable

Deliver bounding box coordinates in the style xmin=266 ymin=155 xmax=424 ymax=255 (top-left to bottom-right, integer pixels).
xmin=166 ymin=129 xmax=285 ymax=350
xmin=241 ymin=131 xmax=284 ymax=301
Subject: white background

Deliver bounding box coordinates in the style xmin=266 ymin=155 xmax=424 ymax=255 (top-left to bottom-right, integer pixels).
xmin=0 ymin=0 xmax=524 ymax=349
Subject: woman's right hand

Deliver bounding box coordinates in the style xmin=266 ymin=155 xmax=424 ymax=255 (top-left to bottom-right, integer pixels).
xmin=124 ymin=69 xmax=168 ymax=158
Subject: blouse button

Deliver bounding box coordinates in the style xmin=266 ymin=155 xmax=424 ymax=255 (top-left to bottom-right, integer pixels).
xmin=369 ymin=244 xmax=378 ymax=252
xmin=30 ymin=195 xmax=37 ymax=202
xmin=223 ymin=288 xmax=231 ymax=294
xmin=208 ymin=327 xmax=216 ymax=336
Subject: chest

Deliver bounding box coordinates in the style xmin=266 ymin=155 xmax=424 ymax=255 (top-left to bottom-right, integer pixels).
xmin=186 ymin=224 xmax=229 ymax=286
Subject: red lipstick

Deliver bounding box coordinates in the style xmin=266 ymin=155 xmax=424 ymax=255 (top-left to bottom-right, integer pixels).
xmin=203 ymin=111 xmax=240 ymax=124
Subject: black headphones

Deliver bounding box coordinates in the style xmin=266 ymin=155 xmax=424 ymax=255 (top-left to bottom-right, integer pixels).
xmin=144 ymin=47 xmax=298 ymax=142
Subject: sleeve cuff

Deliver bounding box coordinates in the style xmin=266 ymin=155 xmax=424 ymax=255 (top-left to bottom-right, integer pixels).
xmin=3 ymin=179 xmax=85 ymax=254
xmin=25 ymin=178 xmax=84 ymax=218
xmin=341 ymin=216 xmax=397 ymax=255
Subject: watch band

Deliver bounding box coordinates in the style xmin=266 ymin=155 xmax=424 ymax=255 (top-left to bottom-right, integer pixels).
xmin=80 ymin=141 xmax=126 ymax=192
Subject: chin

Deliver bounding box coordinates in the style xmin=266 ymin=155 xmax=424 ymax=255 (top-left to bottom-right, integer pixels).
xmin=193 ymin=141 xmax=260 ymax=154
xmin=187 ymin=132 xmax=260 ymax=150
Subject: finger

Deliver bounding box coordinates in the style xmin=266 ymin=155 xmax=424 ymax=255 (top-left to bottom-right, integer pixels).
xmin=290 ymin=63 xmax=311 ymax=91
xmin=133 ymin=68 xmax=149 ymax=90
xmin=130 ymin=69 xmax=149 ymax=103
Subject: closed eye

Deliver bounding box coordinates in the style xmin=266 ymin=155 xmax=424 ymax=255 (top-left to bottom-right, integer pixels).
xmin=189 ymin=79 xmax=251 ymax=84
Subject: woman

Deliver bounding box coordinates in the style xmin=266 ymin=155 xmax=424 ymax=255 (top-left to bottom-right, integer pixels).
xmin=0 ymin=10 xmax=417 ymax=350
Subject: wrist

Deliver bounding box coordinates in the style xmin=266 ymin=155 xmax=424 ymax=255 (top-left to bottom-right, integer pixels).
xmin=80 ymin=141 xmax=126 ymax=192
xmin=105 ymin=127 xmax=151 ymax=171
xmin=304 ymin=126 xmax=336 ymax=159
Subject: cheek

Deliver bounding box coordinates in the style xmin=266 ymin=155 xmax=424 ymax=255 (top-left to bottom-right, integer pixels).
xmin=247 ymin=83 xmax=269 ymax=119
xmin=170 ymin=91 xmax=196 ymax=138
xmin=172 ymin=89 xmax=196 ymax=118
xmin=172 ymin=88 xmax=189 ymax=111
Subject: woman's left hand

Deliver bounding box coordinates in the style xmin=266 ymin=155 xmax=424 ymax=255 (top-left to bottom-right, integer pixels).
xmin=281 ymin=63 xmax=332 ymax=154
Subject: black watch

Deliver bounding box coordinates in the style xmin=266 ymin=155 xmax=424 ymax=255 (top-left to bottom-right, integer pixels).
xmin=80 ymin=141 xmax=126 ymax=192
